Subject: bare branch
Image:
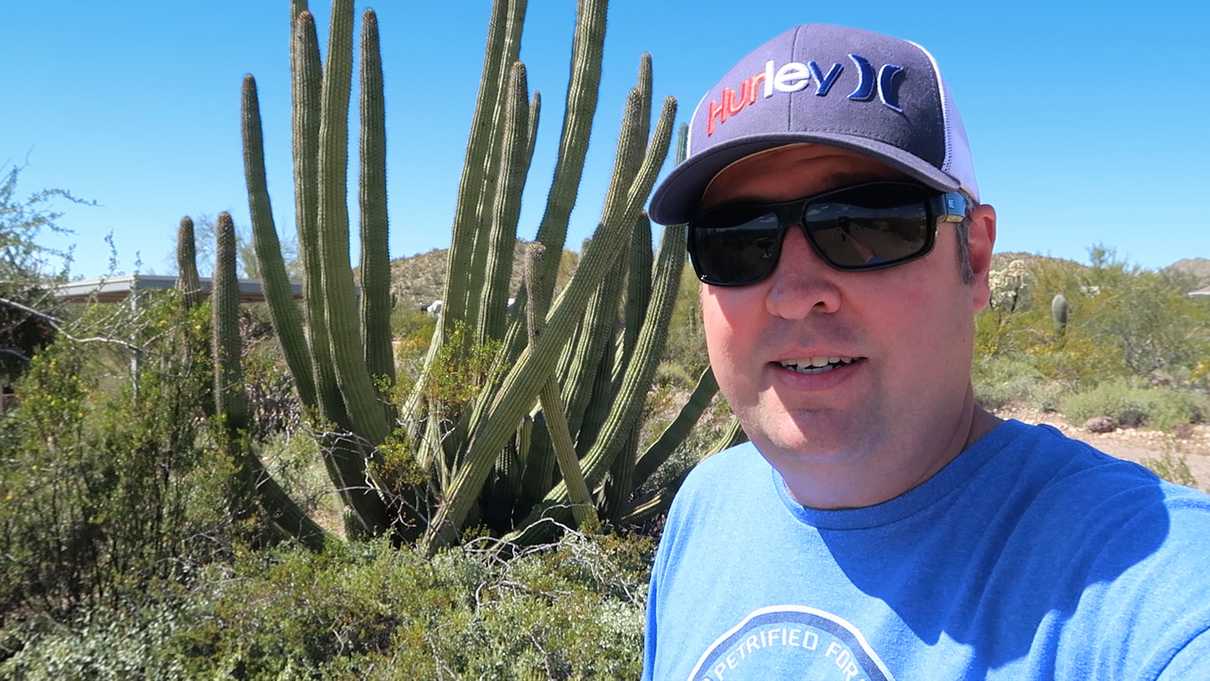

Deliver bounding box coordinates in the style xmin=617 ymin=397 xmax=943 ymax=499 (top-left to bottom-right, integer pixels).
xmin=0 ymin=347 xmax=30 ymax=363
xmin=0 ymin=296 xmax=141 ymax=352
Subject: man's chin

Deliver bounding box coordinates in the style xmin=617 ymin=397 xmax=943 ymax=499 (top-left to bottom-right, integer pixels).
xmin=747 ymin=417 xmax=874 ymax=463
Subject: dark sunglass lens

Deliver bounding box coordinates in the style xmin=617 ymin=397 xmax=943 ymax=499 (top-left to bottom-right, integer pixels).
xmin=805 ymin=185 xmax=930 ymax=268
xmin=691 ymin=207 xmax=782 ymax=284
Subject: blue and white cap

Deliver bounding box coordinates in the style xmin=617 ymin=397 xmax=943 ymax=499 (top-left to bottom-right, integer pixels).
xmin=648 ymin=24 xmax=979 ymax=225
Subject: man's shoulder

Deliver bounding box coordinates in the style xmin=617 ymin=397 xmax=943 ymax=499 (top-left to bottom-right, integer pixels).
xmin=676 ymin=440 xmax=769 ymax=499
xmin=688 ymin=438 xmax=765 ymax=477
xmin=999 ymin=419 xmax=1208 ymax=507
xmin=659 ymin=440 xmax=773 ymax=531
xmin=993 ymin=420 xmax=1210 ymax=574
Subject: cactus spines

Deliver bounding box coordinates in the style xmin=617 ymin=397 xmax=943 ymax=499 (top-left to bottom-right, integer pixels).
xmin=1052 ymin=293 xmax=1069 ymax=335
xmin=464 ymin=0 xmax=529 ymax=331
xmin=524 ymin=91 xmax=541 ymax=173
xmin=291 ymin=11 xmax=345 ymax=423
xmin=522 ymin=243 xmax=597 ymax=527
xmin=244 ymin=6 xmax=391 ymax=538
xmin=527 ymin=0 xmax=606 ymax=308
xmin=616 ymin=213 xmax=654 ymax=386
xmin=553 ymin=146 xmax=688 ymax=496
xmin=176 ymin=216 xmax=202 ymax=308
xmin=560 ymin=87 xmax=647 ymax=437
xmin=636 ymin=53 xmax=653 ymax=141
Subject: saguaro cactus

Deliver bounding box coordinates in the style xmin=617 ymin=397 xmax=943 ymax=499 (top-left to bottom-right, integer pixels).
xmin=1052 ymin=293 xmax=1069 ymax=336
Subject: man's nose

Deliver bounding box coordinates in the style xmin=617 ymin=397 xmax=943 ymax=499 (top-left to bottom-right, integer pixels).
xmin=765 ymin=224 xmax=842 ymax=319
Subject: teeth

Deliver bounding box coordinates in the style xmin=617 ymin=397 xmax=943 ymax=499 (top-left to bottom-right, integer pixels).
xmin=778 ymin=356 xmax=857 ymax=373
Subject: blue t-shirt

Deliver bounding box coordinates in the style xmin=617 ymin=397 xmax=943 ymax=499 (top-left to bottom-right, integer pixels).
xmin=643 ymin=420 xmax=1210 ymax=680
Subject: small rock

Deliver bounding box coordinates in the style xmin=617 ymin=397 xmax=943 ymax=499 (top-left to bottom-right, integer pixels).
xmin=1085 ymin=416 xmax=1118 ymax=433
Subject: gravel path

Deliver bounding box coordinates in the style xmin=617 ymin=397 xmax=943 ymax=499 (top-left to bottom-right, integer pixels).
xmin=995 ymin=407 xmax=1210 ymax=490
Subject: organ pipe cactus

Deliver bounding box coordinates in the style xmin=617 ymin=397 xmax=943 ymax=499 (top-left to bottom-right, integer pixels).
xmin=212 ymin=214 xmax=248 ymax=434
xmin=232 ymin=0 xmax=710 ymax=549
xmin=176 ymin=216 xmax=202 ymax=309
xmin=358 ymin=9 xmax=393 ymax=387
xmin=175 ymin=216 xmax=212 ymax=416
xmin=212 ymin=212 xmax=328 ymax=550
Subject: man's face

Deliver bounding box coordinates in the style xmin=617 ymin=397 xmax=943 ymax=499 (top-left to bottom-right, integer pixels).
xmin=699 ymin=144 xmax=994 ymax=474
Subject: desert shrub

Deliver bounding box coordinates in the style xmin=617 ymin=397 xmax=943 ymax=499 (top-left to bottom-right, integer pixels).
xmin=3 ymin=532 xmax=654 ymax=679
xmin=972 ymin=356 xmax=1068 ymax=412
xmin=258 ymin=431 xmax=343 ymax=533
xmin=426 ymin=321 xmax=500 ymax=410
xmin=0 ymin=601 xmax=194 ymax=679
xmin=0 ymin=293 xmax=239 ymax=620
xmin=389 ymin=305 xmax=435 ymax=346
xmin=654 ymin=361 xmax=695 ymax=391
xmin=243 ymin=344 xmax=304 ymax=440
xmin=1143 ymin=451 xmax=1199 ymax=489
xmin=660 ymin=263 xmax=708 ymax=379
xmin=1059 ymin=379 xmax=1208 ymax=431
xmin=638 ymin=392 xmax=735 ymax=502
xmin=977 ymin=248 xmax=1210 ymax=394
xmin=1077 ymin=249 xmax=1210 ymax=378
xmin=0 ymin=164 xmax=92 ymax=387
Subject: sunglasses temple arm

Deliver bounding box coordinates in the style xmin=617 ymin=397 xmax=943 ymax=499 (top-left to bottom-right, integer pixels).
xmin=934 ymin=191 xmax=967 ymax=222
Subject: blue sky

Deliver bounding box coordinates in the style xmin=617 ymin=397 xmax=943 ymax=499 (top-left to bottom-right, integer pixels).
xmin=3 ymin=1 xmax=1207 ymax=277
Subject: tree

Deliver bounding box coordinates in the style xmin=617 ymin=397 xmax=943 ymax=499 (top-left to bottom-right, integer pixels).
xmin=0 ymin=163 xmax=94 ymax=384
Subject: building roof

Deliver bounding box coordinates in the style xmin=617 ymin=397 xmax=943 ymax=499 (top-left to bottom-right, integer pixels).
xmin=51 ymin=275 xmax=302 ymax=304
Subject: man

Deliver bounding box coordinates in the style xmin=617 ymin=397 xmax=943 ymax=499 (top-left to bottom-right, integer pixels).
xmin=642 ymin=24 xmax=1210 ymax=680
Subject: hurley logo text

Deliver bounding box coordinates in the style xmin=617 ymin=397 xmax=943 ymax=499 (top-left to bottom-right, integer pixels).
xmin=703 ymin=54 xmax=905 ymax=135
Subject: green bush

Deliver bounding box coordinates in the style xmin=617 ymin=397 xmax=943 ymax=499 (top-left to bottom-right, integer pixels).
xmin=0 ymin=601 xmax=194 ymax=679
xmin=0 ymin=293 xmax=244 ymax=620
xmin=2 ymin=532 xmax=654 ymax=679
xmin=258 ymin=431 xmax=345 ymax=534
xmin=972 ymin=356 xmax=1068 ymax=412
xmin=977 ymin=248 xmax=1210 ymax=402
xmin=660 ymin=263 xmax=708 ymax=380
xmin=1143 ymin=451 xmax=1199 ymax=489
xmin=1059 ymin=379 xmax=1208 ymax=431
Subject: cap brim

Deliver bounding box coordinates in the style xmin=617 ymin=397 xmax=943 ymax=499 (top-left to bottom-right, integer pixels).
xmin=647 ymin=132 xmax=963 ymax=226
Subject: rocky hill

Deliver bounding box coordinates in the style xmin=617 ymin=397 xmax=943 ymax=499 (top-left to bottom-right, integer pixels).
xmin=992 ymin=252 xmax=1209 ymax=293
xmin=386 ymin=248 xmax=1206 ymax=310
xmin=389 ymin=241 xmax=578 ymax=312
xmin=1167 ymin=258 xmax=1210 ymax=290
xmin=990 ymin=251 xmax=1083 ymax=271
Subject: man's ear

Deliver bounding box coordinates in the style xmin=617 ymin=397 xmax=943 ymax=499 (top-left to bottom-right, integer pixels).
xmin=967 ymin=203 xmax=997 ymax=311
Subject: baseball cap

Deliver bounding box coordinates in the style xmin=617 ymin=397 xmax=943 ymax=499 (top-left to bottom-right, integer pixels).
xmin=648 ymin=24 xmax=979 ymax=226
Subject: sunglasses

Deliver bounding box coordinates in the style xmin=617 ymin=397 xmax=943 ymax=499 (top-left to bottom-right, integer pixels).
xmin=687 ymin=181 xmax=968 ymax=286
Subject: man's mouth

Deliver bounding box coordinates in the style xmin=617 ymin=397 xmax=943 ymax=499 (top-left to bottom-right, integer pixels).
xmin=775 ymin=356 xmax=865 ymax=374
